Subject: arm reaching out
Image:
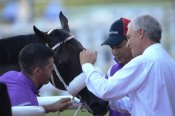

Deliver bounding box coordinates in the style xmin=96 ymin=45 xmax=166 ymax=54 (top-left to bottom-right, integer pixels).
xmin=43 ymin=98 xmax=72 ymax=113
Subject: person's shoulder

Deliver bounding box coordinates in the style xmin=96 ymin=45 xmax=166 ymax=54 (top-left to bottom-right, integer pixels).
xmin=0 ymin=71 xmax=20 ymax=82
xmin=1 ymin=70 xmax=19 ymax=77
xmin=125 ymin=55 xmax=150 ymax=68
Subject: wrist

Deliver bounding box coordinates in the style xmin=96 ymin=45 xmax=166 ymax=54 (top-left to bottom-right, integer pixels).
xmin=42 ymin=104 xmax=56 ymax=113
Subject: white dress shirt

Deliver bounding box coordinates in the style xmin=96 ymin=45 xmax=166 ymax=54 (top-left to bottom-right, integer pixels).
xmin=82 ymin=43 xmax=175 ymax=116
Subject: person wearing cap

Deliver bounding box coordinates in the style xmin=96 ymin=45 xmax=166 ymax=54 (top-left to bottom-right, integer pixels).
xmin=101 ymin=18 xmax=132 ymax=116
xmin=79 ymin=14 xmax=175 ymax=116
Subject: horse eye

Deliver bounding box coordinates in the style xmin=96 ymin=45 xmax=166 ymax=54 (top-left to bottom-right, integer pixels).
xmin=58 ymin=61 xmax=66 ymax=66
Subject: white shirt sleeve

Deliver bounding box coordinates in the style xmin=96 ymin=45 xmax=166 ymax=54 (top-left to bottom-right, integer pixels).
xmin=82 ymin=58 xmax=148 ymax=100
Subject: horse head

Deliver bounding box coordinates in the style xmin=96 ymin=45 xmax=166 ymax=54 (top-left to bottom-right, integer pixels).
xmin=33 ymin=11 xmax=108 ymax=115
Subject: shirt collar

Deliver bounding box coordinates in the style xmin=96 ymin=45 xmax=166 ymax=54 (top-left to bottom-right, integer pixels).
xmin=143 ymin=43 xmax=161 ymax=55
xmin=114 ymin=57 xmax=122 ymax=68
xmin=19 ymin=72 xmax=39 ymax=95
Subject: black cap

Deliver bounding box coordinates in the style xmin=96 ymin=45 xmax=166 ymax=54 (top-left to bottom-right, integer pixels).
xmin=101 ymin=18 xmax=131 ymax=46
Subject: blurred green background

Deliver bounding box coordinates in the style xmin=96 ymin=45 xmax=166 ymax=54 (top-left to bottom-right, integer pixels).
xmin=46 ymin=110 xmax=105 ymax=116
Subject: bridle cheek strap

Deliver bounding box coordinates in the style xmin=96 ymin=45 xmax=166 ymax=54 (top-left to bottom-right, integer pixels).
xmin=52 ymin=63 xmax=68 ymax=89
xmin=46 ymin=29 xmax=91 ymax=116
xmin=45 ymin=34 xmax=74 ymax=91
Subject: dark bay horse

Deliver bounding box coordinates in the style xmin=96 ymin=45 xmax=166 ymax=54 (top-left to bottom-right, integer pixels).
xmin=0 ymin=12 xmax=108 ymax=115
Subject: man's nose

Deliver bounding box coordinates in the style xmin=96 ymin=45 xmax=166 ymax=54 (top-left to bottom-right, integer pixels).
xmin=113 ymin=49 xmax=120 ymax=56
xmin=126 ymin=41 xmax=130 ymax=48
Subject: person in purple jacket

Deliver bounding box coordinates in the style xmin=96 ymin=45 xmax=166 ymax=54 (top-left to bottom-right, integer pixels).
xmin=0 ymin=43 xmax=72 ymax=113
xmin=101 ymin=18 xmax=133 ymax=116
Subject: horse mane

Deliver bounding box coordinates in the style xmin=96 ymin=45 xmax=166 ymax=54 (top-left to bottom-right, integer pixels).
xmin=0 ymin=34 xmax=44 ymax=64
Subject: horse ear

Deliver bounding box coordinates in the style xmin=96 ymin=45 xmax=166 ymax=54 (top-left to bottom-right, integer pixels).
xmin=59 ymin=11 xmax=70 ymax=32
xmin=33 ymin=25 xmax=50 ymax=43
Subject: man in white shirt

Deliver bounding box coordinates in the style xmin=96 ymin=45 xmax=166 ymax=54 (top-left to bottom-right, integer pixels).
xmin=79 ymin=15 xmax=175 ymax=116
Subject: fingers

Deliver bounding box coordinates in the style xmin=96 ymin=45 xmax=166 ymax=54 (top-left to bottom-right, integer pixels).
xmin=80 ymin=49 xmax=96 ymax=55
xmin=44 ymin=97 xmax=73 ymax=113
xmin=59 ymin=98 xmax=71 ymax=103
xmin=59 ymin=98 xmax=72 ymax=106
xmin=79 ymin=49 xmax=97 ymax=65
xmin=58 ymin=98 xmax=73 ymax=112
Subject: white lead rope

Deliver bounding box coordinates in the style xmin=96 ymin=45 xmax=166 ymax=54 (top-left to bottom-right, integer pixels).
xmin=53 ymin=63 xmax=68 ymax=90
xmin=51 ymin=35 xmax=74 ymax=90
xmin=74 ymin=104 xmax=82 ymax=116
xmin=57 ymin=101 xmax=82 ymax=116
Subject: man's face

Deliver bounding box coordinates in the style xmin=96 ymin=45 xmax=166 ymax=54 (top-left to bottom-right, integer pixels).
xmin=39 ymin=57 xmax=54 ymax=84
xmin=126 ymin=27 xmax=142 ymax=58
xmin=110 ymin=40 xmax=133 ymax=66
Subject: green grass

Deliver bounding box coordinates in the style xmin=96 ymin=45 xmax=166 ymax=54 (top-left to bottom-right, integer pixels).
xmin=46 ymin=110 xmax=109 ymax=116
xmin=46 ymin=110 xmax=91 ymax=116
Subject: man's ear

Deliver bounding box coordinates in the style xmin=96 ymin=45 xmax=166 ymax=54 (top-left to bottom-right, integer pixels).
xmin=33 ymin=67 xmax=41 ymax=75
xmin=138 ymin=28 xmax=145 ymax=39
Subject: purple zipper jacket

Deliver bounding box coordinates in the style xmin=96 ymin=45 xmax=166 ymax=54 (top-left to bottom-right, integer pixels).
xmin=105 ymin=59 xmax=131 ymax=116
xmin=0 ymin=71 xmax=39 ymax=106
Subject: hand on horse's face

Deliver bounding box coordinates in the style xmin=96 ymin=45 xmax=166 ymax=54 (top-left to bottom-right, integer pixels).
xmin=79 ymin=50 xmax=97 ymax=65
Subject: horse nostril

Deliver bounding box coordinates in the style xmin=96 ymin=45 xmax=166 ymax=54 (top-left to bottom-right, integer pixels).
xmin=90 ymin=103 xmax=108 ymax=115
xmin=91 ymin=103 xmax=100 ymax=108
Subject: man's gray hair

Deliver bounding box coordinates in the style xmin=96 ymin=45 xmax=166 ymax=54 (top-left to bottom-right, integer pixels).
xmin=129 ymin=15 xmax=162 ymax=43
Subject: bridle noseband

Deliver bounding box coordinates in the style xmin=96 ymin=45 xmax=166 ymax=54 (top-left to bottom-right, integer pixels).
xmin=51 ymin=35 xmax=74 ymax=51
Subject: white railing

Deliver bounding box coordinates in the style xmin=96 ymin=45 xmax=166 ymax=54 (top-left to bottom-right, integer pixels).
xmin=12 ymin=95 xmax=80 ymax=116
xmin=12 ymin=106 xmax=45 ymax=116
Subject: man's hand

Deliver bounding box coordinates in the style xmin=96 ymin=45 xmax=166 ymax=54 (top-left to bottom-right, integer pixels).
xmin=79 ymin=50 xmax=97 ymax=65
xmin=55 ymin=98 xmax=72 ymax=112
xmin=43 ymin=97 xmax=72 ymax=113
